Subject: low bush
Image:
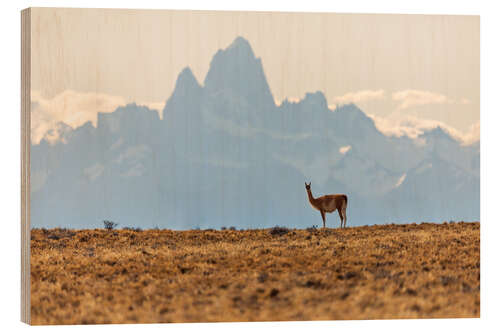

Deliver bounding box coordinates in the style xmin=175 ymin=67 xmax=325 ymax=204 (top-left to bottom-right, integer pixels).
xmin=270 ymin=226 xmax=289 ymax=236
xmin=103 ymin=220 xmax=118 ymax=230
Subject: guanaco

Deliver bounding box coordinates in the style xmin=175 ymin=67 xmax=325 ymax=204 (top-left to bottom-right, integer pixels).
xmin=305 ymin=182 xmax=348 ymax=228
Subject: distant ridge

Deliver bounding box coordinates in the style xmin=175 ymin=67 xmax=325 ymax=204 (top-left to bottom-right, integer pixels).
xmin=31 ymin=37 xmax=479 ymax=229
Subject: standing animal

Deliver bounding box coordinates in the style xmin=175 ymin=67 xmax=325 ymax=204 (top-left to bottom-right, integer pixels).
xmin=305 ymin=182 xmax=348 ymax=228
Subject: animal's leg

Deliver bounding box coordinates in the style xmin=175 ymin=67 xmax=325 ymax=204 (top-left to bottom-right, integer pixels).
xmin=320 ymin=210 xmax=326 ymax=228
xmin=337 ymin=209 xmax=343 ymax=228
xmin=342 ymin=207 xmax=347 ymax=228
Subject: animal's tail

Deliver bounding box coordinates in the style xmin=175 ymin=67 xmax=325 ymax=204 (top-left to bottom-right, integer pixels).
xmin=343 ymin=195 xmax=348 ymax=206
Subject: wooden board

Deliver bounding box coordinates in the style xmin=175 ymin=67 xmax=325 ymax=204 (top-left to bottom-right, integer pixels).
xmin=21 ymin=7 xmax=31 ymax=325
xmin=21 ymin=8 xmax=480 ymax=325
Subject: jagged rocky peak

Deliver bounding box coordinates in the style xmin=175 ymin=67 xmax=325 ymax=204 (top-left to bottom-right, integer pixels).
xmin=97 ymin=103 xmax=160 ymax=132
xmin=41 ymin=121 xmax=73 ymax=144
xmin=301 ymin=91 xmax=328 ymax=109
xmin=203 ymin=36 xmax=275 ymax=108
xmin=73 ymin=121 xmax=95 ymax=135
xmin=226 ymin=36 xmax=255 ymax=56
xmin=420 ymin=126 xmax=455 ymax=142
xmin=428 ymin=126 xmax=447 ymax=136
xmin=174 ymin=67 xmax=202 ymax=92
xmin=204 ymin=36 xmax=261 ymax=85
xmin=333 ymin=103 xmax=375 ymax=124
xmin=108 ymin=103 xmax=159 ymax=120
xmin=163 ymin=66 xmax=203 ymax=120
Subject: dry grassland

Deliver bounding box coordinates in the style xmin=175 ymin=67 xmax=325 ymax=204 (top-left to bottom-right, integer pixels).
xmin=30 ymin=222 xmax=480 ymax=324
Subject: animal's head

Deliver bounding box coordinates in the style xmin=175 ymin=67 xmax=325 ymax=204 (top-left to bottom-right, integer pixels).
xmin=305 ymin=182 xmax=311 ymax=190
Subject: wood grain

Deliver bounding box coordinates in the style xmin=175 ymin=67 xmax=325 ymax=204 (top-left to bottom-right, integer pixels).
xmin=21 ymin=7 xmax=31 ymax=325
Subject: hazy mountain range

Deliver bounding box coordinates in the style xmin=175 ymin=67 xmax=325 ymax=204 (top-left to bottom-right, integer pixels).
xmin=31 ymin=37 xmax=480 ymax=229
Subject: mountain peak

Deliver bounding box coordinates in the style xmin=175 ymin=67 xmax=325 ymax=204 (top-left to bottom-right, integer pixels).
xmin=203 ymin=37 xmax=274 ymax=109
xmin=168 ymin=66 xmax=202 ymax=101
xmin=176 ymin=67 xmax=200 ymax=88
xmin=420 ymin=126 xmax=456 ymax=142
xmin=97 ymin=103 xmax=160 ymax=134
xmin=302 ymin=91 xmax=328 ymax=109
xmin=163 ymin=67 xmax=203 ymax=120
xmin=41 ymin=121 xmax=73 ymax=144
xmin=331 ymin=103 xmax=378 ymax=133
xmin=227 ymin=36 xmax=254 ymax=55
xmin=333 ymin=103 xmax=367 ymax=118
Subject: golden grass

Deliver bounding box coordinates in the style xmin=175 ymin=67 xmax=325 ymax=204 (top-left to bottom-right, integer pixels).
xmin=30 ymin=222 xmax=480 ymax=324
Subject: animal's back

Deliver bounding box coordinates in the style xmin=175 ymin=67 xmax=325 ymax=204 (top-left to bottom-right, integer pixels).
xmin=341 ymin=194 xmax=348 ymax=206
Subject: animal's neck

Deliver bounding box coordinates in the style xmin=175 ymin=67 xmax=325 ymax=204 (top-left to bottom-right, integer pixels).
xmin=307 ymin=189 xmax=316 ymax=204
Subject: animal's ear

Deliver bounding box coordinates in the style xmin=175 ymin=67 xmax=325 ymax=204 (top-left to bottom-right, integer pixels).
xmin=308 ymin=182 xmax=311 ymax=186
xmin=305 ymin=182 xmax=307 ymax=187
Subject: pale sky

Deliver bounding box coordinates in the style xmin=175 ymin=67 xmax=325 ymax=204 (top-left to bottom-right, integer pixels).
xmin=30 ymin=8 xmax=479 ymax=144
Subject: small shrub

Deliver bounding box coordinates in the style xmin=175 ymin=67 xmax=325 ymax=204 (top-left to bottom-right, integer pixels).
xmin=221 ymin=226 xmax=227 ymax=231
xmin=306 ymin=225 xmax=318 ymax=233
xmin=103 ymin=220 xmax=118 ymax=230
xmin=270 ymin=226 xmax=289 ymax=236
xmin=229 ymin=226 xmax=237 ymax=231
xmin=122 ymin=226 xmax=142 ymax=232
